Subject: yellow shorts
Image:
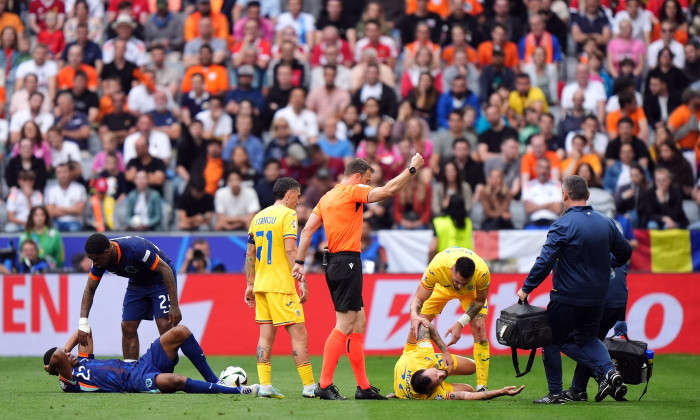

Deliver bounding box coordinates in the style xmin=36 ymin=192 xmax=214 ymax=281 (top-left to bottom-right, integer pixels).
xmin=255 ymin=292 xmax=305 ymax=327
xmin=421 ymin=287 xmax=488 ymax=317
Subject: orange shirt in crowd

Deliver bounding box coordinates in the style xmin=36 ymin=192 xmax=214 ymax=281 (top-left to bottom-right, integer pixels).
xmin=560 ymin=154 xmax=603 ymax=177
xmin=0 ymin=11 xmax=25 ymax=35
xmin=181 ymin=65 xmax=229 ymax=95
xmin=441 ymin=44 xmax=478 ymax=66
xmin=313 ymin=184 xmax=372 ymax=253
xmin=203 ymin=157 xmax=224 ymax=195
xmin=57 ymin=64 xmax=99 ymax=91
xmin=606 ymin=108 xmax=647 ymax=139
xmin=668 ymin=105 xmax=700 ymax=150
xmin=405 ymin=0 xmax=451 ymax=18
xmin=477 ymin=41 xmax=519 ymax=68
xmin=183 ymin=11 xmax=229 ymax=42
xmin=521 ymin=150 xmax=561 ymax=179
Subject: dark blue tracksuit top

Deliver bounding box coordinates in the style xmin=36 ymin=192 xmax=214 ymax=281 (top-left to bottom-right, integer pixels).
xmin=522 ymin=206 xmax=633 ymax=307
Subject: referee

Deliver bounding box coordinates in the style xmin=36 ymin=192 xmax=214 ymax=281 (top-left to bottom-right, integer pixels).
xmin=517 ymin=175 xmax=632 ymax=404
xmin=293 ymin=154 xmax=425 ymax=400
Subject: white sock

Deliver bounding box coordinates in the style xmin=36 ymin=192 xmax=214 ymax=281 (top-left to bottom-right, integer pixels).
xmin=303 ymin=384 xmax=316 ymax=392
xmin=260 ymin=384 xmax=273 ymax=392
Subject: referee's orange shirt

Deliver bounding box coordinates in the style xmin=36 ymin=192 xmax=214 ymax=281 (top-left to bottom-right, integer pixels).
xmin=313 ymin=184 xmax=372 ymax=253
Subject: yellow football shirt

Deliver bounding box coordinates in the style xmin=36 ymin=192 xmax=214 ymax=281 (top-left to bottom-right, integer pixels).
xmin=393 ymin=339 xmax=454 ymax=400
xmin=248 ymin=204 xmax=298 ymax=294
xmin=420 ymin=247 xmax=490 ymax=298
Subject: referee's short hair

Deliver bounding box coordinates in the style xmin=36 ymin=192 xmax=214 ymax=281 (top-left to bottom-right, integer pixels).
xmin=411 ymin=369 xmax=435 ymax=396
xmin=272 ymin=177 xmax=301 ymax=200
xmin=344 ymin=158 xmax=374 ymax=177
xmin=454 ymin=257 xmax=476 ymax=280
xmin=85 ymin=233 xmax=110 ymax=255
xmin=563 ymin=175 xmax=589 ymax=201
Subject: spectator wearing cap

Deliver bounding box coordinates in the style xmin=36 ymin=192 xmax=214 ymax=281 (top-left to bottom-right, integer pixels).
xmin=518 ymin=14 xmax=563 ymax=66
xmin=223 ymin=114 xmax=263 ymax=171
xmin=182 ymin=44 xmax=229 ymax=95
xmin=102 ymin=14 xmax=148 ymax=66
xmin=183 ymin=16 xmax=228 ymax=67
xmin=306 ymin=65 xmax=352 ymax=127
xmin=571 ymin=0 xmax=611 ymax=53
xmin=125 ymin=169 xmax=162 ymax=231
xmin=214 ymin=168 xmax=260 ymax=231
xmin=5 ymin=169 xmax=44 ymax=233
xmin=232 ymin=1 xmax=275 ymax=43
xmin=275 ymin=0 xmax=316 ymax=48
xmin=478 ymin=48 xmax=515 ymax=105
xmin=477 ymin=24 xmax=519 ymax=69
xmin=648 ymin=20 xmax=685 ymax=69
xmin=54 ymin=92 xmax=90 ymax=149
xmin=225 ymin=65 xmax=265 ymax=116
xmin=177 ymin=175 xmax=214 ymax=231
xmin=86 ymin=177 xmax=116 ymax=232
xmin=144 ymin=0 xmax=184 ymax=57
xmin=123 ymin=113 xmax=171 ymax=167
xmin=684 ymin=40 xmax=700 ymax=82
xmin=196 ymin=96 xmax=232 ymax=141
xmin=274 ymin=87 xmax=319 ymax=145
xmin=232 ymin=18 xmax=272 ymax=69
xmin=184 ymin=0 xmax=229 ymax=43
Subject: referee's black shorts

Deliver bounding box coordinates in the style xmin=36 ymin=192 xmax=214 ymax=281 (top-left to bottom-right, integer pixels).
xmin=325 ymin=251 xmax=363 ymax=311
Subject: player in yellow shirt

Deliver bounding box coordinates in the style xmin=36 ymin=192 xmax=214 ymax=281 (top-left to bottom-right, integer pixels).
xmin=392 ymin=322 xmax=524 ymax=400
xmin=245 ymin=178 xmax=315 ymax=399
xmin=407 ymin=247 xmax=492 ymax=391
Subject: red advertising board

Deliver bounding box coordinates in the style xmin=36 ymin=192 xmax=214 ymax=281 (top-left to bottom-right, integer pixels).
xmin=2 ymin=273 xmax=697 ymax=356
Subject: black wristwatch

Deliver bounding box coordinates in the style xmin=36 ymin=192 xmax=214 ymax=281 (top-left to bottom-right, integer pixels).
xmin=408 ymin=166 xmax=417 ymax=175
xmin=294 ymin=260 xmax=305 ymax=265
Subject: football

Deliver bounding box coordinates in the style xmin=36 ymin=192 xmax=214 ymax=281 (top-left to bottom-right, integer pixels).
xmin=220 ymin=366 xmax=247 ymax=386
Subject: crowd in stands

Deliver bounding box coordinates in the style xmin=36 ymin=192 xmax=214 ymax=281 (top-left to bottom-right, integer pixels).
xmin=2 ymin=0 xmax=700 ymax=271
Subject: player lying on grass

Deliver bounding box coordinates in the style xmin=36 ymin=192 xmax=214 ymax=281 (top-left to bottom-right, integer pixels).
xmin=44 ymin=324 xmax=260 ymax=395
xmin=392 ymin=322 xmax=524 ymax=400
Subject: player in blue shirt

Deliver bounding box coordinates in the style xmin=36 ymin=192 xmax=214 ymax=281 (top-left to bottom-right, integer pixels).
xmin=44 ymin=325 xmax=259 ymax=395
xmin=78 ymin=234 xmax=181 ymax=361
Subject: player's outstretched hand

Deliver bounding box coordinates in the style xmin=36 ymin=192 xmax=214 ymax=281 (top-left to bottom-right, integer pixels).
xmin=409 ymin=153 xmax=425 ymax=170
xmin=503 ymin=385 xmax=525 ymax=396
xmin=169 ymin=305 xmax=182 ymax=326
xmin=292 ymin=263 xmax=305 ymax=281
xmin=410 ymin=316 xmax=431 ymax=339
xmin=245 ymin=285 xmax=255 ymax=308
xmin=444 ymin=322 xmax=463 ymax=346
xmin=298 ymin=278 xmax=308 ymax=304
xmin=442 ymin=350 xmax=455 ymax=373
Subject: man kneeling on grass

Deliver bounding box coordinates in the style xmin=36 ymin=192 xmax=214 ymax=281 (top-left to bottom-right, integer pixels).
xmin=44 ymin=324 xmax=260 ymax=395
xmin=391 ymin=322 xmax=524 ymax=400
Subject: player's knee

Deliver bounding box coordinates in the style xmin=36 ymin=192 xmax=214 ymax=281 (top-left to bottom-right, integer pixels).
xmin=121 ymin=321 xmax=138 ymax=336
xmin=171 ymin=325 xmax=192 ymax=341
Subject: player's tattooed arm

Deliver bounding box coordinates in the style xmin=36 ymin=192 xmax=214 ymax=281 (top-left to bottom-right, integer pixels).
xmin=417 ymin=323 xmax=449 ymax=354
xmin=448 ymin=386 xmax=525 ymax=400
xmin=245 ymin=243 xmax=256 ymax=286
xmin=409 ymin=284 xmax=432 ymax=338
xmin=465 ymin=288 xmax=488 ymax=319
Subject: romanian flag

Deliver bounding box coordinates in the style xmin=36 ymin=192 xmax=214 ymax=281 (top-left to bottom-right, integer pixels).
xmin=630 ymin=229 xmax=700 ymax=272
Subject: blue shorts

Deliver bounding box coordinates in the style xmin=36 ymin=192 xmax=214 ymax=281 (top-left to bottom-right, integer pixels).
xmin=122 ymin=264 xmax=177 ymax=321
xmin=126 ymin=338 xmax=178 ymax=393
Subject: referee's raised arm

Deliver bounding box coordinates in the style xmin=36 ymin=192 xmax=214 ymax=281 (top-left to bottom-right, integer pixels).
xmin=367 ymin=153 xmax=425 ymax=203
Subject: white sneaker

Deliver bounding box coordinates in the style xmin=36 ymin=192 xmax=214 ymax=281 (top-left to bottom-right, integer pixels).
xmin=302 ymin=383 xmax=317 ymax=398
xmin=242 ymin=384 xmax=260 ymax=395
xmin=259 ymin=385 xmax=285 ymax=398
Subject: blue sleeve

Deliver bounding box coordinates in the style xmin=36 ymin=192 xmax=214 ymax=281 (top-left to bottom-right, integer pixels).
xmin=518 ymin=38 xmax=526 ymax=60
xmin=254 ymin=92 xmax=266 ymax=112
xmin=522 ymin=222 xmax=565 ymax=293
xmin=89 ymin=264 xmax=105 ymax=281
xmin=478 ymin=70 xmax=490 ymax=105
xmin=222 ymin=136 xmax=236 ymax=162
xmin=250 ymin=139 xmax=264 ymax=172
xmin=609 ymin=221 xmax=633 ymax=268
xmin=552 ymin=38 xmax=562 ymax=62
xmin=603 ymin=165 xmax=617 ymax=192
xmin=468 ymin=93 xmax=481 ymax=119
xmin=131 ymin=240 xmax=160 ymax=271
xmin=342 ymin=142 xmax=354 ymax=158
xmin=436 ymin=94 xmax=451 ymax=129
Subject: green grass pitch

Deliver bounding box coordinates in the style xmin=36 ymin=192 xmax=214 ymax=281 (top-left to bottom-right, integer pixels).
xmin=2 ymin=354 xmax=698 ymax=419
